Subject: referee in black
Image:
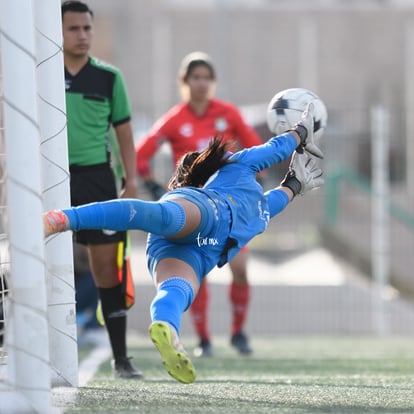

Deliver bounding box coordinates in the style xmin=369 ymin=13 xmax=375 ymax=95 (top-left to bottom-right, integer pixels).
xmin=61 ymin=1 xmax=142 ymax=379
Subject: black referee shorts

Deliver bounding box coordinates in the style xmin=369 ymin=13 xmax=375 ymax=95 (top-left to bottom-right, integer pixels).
xmin=70 ymin=163 xmax=124 ymax=245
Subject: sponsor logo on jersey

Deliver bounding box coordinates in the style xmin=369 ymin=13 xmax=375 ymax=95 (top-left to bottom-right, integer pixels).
xmin=179 ymin=123 xmax=193 ymax=137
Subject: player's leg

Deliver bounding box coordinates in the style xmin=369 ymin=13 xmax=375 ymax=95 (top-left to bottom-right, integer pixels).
xmin=147 ymin=194 xmax=224 ymax=383
xmin=44 ymin=198 xmax=201 ymax=239
xmin=69 ymin=165 xmax=142 ymax=379
xmin=73 ymin=243 xmax=99 ymax=332
xmin=88 ymin=241 xmax=144 ymax=379
xmin=190 ymin=279 xmax=213 ymax=357
xmin=148 ymin=189 xmax=233 ymax=383
xmin=148 ymin=258 xmax=199 ymax=384
xmin=228 ymin=248 xmax=252 ymax=355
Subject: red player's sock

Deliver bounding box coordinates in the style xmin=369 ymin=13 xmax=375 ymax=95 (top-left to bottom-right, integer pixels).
xmin=190 ymin=280 xmax=210 ymax=340
xmin=229 ymin=282 xmax=250 ymax=335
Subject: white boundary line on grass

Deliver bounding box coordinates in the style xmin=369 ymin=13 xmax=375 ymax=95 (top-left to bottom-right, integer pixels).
xmin=52 ymin=343 xmax=111 ymax=412
xmin=78 ymin=344 xmax=112 ymax=386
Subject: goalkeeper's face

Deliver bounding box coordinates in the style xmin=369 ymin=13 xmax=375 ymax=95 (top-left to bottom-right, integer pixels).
xmin=62 ymin=11 xmax=93 ymax=58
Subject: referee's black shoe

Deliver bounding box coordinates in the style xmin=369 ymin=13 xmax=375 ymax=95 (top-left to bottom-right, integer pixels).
xmin=112 ymin=356 xmax=144 ymax=379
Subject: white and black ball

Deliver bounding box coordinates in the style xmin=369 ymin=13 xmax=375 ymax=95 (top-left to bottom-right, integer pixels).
xmin=266 ymin=88 xmax=328 ymax=141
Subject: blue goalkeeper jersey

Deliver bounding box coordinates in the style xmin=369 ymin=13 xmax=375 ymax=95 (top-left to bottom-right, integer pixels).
xmin=148 ymin=131 xmax=297 ymax=274
xmin=64 ymin=132 xmax=298 ymax=279
xmin=202 ymin=132 xmax=296 ymax=256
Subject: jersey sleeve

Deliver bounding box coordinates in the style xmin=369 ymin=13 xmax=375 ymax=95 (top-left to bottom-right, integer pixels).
xmin=135 ymin=133 xmax=160 ymax=177
xmin=231 ymin=132 xmax=297 ymax=173
xmin=231 ymin=106 xmax=263 ymax=148
xmin=265 ymin=188 xmax=290 ymax=218
xmin=111 ymin=70 xmax=131 ymax=126
xmin=135 ymin=115 xmax=172 ymax=177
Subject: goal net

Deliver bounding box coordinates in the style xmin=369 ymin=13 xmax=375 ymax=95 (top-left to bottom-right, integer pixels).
xmin=0 ymin=1 xmax=78 ymax=412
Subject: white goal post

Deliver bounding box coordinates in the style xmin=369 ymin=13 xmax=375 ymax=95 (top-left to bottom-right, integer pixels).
xmin=36 ymin=0 xmax=79 ymax=388
xmin=0 ymin=0 xmax=78 ymax=412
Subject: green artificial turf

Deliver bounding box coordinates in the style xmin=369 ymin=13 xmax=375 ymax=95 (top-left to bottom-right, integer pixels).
xmin=57 ymin=336 xmax=414 ymax=413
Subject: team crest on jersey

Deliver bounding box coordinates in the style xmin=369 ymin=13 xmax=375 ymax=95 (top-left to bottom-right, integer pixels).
xmin=179 ymin=123 xmax=193 ymax=137
xmin=215 ymin=117 xmax=228 ymax=132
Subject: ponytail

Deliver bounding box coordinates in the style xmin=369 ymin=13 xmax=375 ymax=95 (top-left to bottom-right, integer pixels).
xmin=168 ymin=136 xmax=234 ymax=190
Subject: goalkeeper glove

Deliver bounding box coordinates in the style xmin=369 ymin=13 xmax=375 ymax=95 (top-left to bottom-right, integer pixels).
xmin=281 ymin=151 xmax=324 ymax=197
xmin=144 ymin=180 xmax=166 ymax=200
xmin=289 ymin=102 xmax=324 ymax=159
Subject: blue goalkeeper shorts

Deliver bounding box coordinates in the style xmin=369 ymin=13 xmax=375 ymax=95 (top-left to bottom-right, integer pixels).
xmin=146 ymin=188 xmax=233 ymax=284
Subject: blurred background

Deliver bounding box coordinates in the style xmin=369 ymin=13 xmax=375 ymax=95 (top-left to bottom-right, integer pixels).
xmin=87 ymin=0 xmax=413 ymax=199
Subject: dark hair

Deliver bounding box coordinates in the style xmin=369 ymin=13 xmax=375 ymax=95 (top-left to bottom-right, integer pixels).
xmin=61 ymin=1 xmax=93 ymax=18
xmin=179 ymin=51 xmax=216 ymax=82
xmin=168 ymin=137 xmax=233 ymax=190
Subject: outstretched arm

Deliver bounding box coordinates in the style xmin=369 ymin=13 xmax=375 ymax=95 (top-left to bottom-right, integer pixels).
xmin=266 ymin=150 xmax=324 ymax=218
xmin=231 ymin=103 xmax=323 ymax=173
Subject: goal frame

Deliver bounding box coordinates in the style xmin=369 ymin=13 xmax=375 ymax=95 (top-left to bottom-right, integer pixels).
xmin=0 ymin=0 xmax=78 ymax=412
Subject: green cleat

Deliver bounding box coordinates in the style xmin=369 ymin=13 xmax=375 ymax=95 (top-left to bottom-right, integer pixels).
xmin=149 ymin=321 xmax=196 ymax=384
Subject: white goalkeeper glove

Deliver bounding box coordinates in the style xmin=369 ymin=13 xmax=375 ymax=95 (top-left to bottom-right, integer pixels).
xmin=289 ymin=102 xmax=324 ymax=159
xmin=280 ymin=151 xmax=324 ymax=197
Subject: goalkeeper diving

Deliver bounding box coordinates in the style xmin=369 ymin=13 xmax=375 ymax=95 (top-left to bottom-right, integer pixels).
xmin=44 ymin=103 xmax=324 ymax=384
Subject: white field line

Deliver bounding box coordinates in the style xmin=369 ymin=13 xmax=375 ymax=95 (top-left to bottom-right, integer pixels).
xmin=52 ymin=343 xmax=111 ymax=412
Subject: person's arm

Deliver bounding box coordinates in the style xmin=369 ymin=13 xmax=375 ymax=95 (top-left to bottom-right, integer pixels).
xmin=266 ymin=150 xmax=324 ymax=218
xmin=135 ymin=134 xmax=167 ymax=200
xmin=110 ymin=69 xmax=137 ymax=198
xmin=233 ymin=103 xmax=323 ymax=173
xmin=136 ymin=118 xmax=171 ymax=200
xmin=135 ymin=132 xmax=160 ymax=179
xmin=231 ymin=106 xmax=263 ymax=148
xmin=115 ymin=121 xmax=138 ymax=198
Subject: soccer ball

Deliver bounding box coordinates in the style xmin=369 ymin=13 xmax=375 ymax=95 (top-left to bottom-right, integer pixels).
xmin=266 ymin=88 xmax=328 ymax=141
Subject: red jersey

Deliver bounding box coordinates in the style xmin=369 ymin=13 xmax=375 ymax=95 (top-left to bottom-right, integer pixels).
xmin=136 ymin=98 xmax=263 ymax=176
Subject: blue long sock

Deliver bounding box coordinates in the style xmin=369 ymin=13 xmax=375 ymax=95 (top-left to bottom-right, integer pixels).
xmin=63 ymin=199 xmax=186 ymax=237
xmin=150 ymin=277 xmax=194 ymax=334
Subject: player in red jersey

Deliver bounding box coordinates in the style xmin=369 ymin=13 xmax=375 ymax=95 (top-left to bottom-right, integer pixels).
xmin=136 ymin=52 xmax=263 ymax=357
